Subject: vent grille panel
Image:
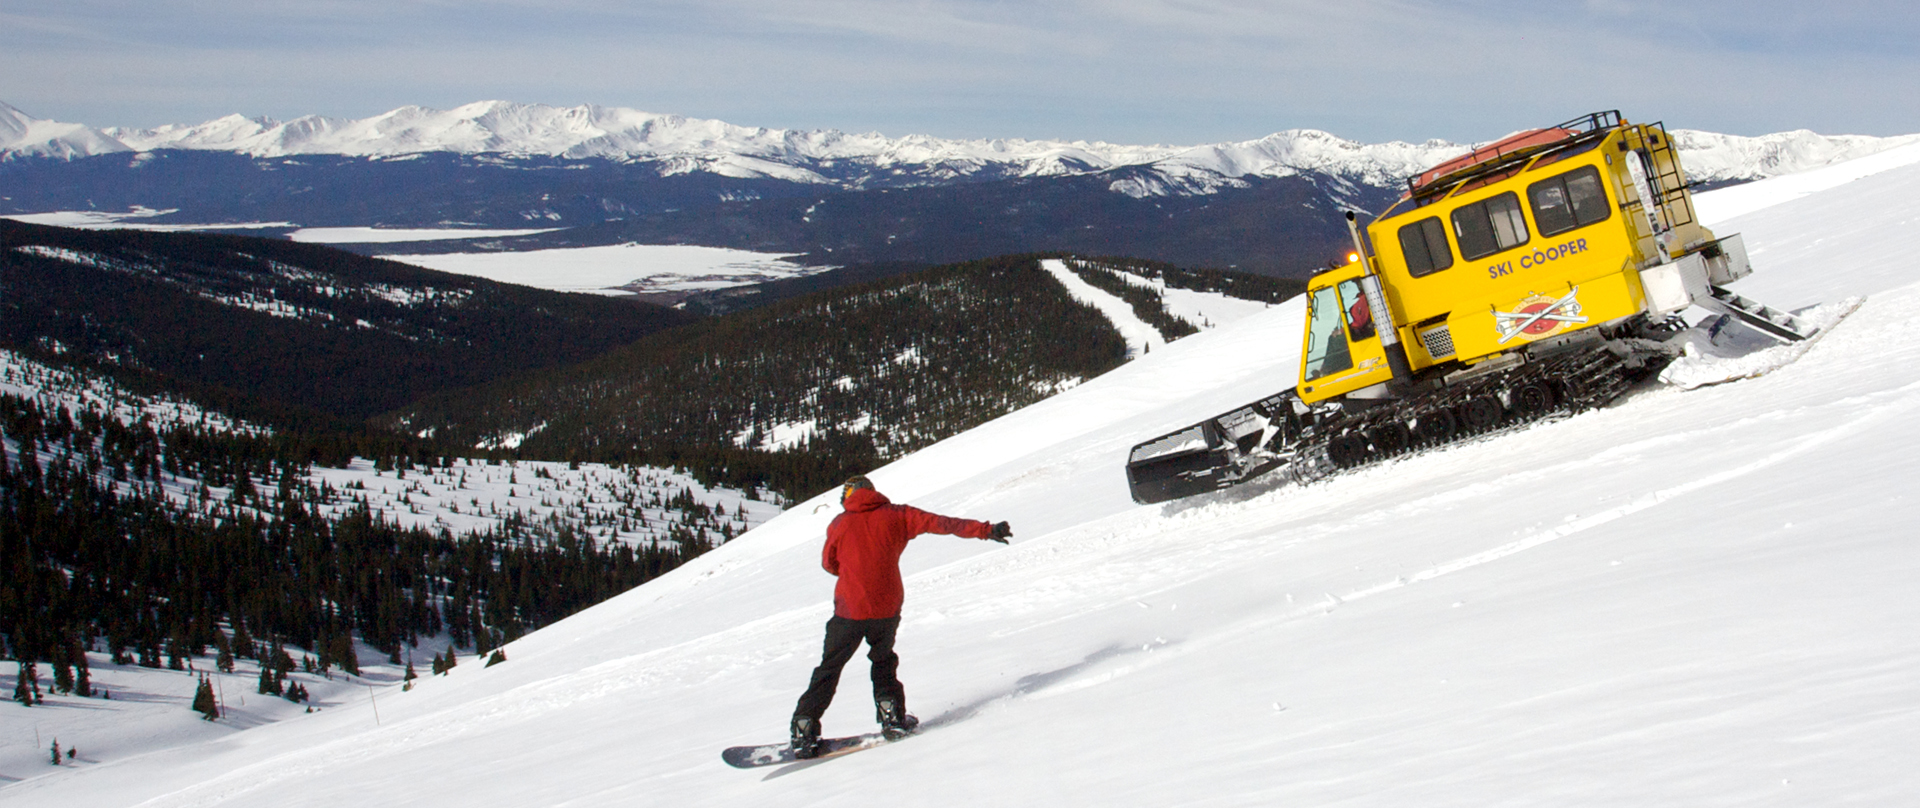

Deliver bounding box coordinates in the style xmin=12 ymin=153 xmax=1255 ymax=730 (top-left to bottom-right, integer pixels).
xmin=1420 ymin=325 xmax=1456 ymax=359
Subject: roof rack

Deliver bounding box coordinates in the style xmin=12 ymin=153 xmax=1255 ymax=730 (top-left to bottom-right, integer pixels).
xmin=1407 ymin=110 xmax=1622 ymax=199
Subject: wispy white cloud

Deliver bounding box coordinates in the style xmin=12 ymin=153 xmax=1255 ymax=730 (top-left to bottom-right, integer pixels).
xmin=0 ymin=0 xmax=1913 ymax=143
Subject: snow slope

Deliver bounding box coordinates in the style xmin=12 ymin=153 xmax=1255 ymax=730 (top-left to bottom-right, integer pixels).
xmin=1039 ymin=258 xmax=1167 ymax=358
xmin=1 ymin=208 xmax=293 ymax=232
xmin=1692 ymin=139 xmax=1920 ymax=223
xmin=1106 ymin=264 xmax=1277 ymax=330
xmin=0 ymin=210 xmax=826 ymax=297
xmin=7 ymin=156 xmax=1920 ymax=805
xmin=381 ymin=243 xmax=822 ymax=296
xmin=287 ymin=227 xmax=563 ymax=244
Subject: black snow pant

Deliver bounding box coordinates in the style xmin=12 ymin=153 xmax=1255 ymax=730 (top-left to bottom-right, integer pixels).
xmin=794 ymin=615 xmax=904 ymax=721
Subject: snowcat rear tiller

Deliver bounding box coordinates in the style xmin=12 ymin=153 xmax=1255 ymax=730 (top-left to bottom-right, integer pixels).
xmin=1125 ymin=393 xmax=1302 ymax=504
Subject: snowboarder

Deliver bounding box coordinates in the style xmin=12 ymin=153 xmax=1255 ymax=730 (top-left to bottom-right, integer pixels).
xmin=789 ymin=475 xmax=1012 ymax=758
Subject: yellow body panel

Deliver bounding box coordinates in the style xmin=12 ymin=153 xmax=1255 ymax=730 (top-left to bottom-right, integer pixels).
xmin=1444 ymin=269 xmax=1645 ymax=361
xmin=1294 ymin=117 xmax=1712 ymax=405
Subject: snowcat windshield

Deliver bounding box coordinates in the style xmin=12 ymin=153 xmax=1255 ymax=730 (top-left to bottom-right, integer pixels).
xmin=1303 ymin=286 xmax=1354 ymax=381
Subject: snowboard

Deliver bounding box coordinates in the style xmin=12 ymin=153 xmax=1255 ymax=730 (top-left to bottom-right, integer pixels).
xmin=722 ymin=730 xmax=907 ymax=768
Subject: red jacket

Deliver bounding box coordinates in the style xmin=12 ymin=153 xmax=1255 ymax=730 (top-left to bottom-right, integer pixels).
xmin=824 ymin=488 xmax=992 ymax=619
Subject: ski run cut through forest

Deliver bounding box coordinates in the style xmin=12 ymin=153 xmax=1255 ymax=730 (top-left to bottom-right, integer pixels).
xmin=6 ymin=139 xmax=1920 ymax=805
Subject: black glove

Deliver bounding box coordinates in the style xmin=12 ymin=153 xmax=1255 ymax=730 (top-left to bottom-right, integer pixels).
xmin=987 ymin=521 xmax=1012 ymax=543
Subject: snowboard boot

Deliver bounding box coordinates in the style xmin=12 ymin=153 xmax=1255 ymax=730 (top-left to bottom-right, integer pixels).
xmin=790 ymin=715 xmax=823 ymax=759
xmin=875 ymin=697 xmax=919 ymax=741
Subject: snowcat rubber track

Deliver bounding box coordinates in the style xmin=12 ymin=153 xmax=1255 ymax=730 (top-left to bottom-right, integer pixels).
xmin=1125 ymin=337 xmax=1674 ymax=504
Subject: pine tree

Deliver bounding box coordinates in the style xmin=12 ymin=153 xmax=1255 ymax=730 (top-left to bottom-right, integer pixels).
xmin=230 ymin=618 xmax=254 ymax=660
xmin=14 ymin=661 xmax=39 ymax=706
xmin=192 ymin=676 xmax=219 ymax=720
xmin=74 ymin=651 xmax=92 ymax=698
xmin=50 ymin=739 xmax=61 ymax=766
xmin=328 ymin=635 xmax=359 ymax=677
xmin=270 ymin=641 xmax=294 ymax=680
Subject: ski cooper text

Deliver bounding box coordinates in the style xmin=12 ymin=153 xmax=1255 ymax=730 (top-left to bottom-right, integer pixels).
xmin=1486 ymin=238 xmax=1591 ymax=279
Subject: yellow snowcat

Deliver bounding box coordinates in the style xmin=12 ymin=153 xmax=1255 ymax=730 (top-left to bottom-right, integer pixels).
xmin=1126 ymin=110 xmax=1822 ymax=504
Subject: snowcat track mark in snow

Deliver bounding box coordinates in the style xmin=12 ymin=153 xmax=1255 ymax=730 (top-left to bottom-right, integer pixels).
xmin=1126 ymin=110 xmax=1822 ymax=504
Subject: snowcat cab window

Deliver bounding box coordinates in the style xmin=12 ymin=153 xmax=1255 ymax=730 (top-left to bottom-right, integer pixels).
xmin=1528 ymin=165 xmax=1611 ymax=236
xmin=1398 ymin=216 xmax=1453 ymax=277
xmin=1451 ymin=191 xmax=1530 ymax=261
xmin=1304 ymin=286 xmax=1354 ymax=381
xmin=1337 ymin=278 xmax=1375 ymax=340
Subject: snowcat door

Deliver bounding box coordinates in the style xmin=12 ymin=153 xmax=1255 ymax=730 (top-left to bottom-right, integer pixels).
xmin=1298 ymin=276 xmax=1391 ymax=404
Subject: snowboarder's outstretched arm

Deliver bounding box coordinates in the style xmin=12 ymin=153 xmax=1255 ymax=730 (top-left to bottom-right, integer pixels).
xmin=895 ymin=506 xmax=1010 ymax=544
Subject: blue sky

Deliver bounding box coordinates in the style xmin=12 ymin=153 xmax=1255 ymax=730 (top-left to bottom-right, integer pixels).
xmin=2 ymin=0 xmax=1914 ymax=144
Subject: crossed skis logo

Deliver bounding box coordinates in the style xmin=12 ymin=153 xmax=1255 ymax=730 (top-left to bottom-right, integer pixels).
xmin=1495 ymin=288 xmax=1587 ymax=344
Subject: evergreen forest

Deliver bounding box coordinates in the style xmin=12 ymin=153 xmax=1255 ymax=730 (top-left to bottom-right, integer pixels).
xmin=384 ymin=254 xmax=1134 ymax=500
xmin=1 ymin=391 xmax=697 ymax=694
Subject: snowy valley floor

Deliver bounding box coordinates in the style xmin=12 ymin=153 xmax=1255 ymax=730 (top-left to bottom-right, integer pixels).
xmin=6 ymin=154 xmax=1920 ymax=806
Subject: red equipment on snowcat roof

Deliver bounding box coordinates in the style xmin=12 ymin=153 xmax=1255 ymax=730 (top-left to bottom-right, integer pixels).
xmin=1409 ymin=126 xmax=1580 ymax=195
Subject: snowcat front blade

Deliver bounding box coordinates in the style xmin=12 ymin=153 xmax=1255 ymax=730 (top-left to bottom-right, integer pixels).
xmin=1126 ymin=393 xmax=1298 ymax=504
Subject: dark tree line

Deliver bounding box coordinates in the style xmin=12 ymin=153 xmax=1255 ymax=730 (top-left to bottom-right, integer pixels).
xmin=1072 ymin=255 xmax=1306 ymax=304
xmin=0 ymin=218 xmax=696 ymax=426
xmin=1 ymin=393 xmax=697 ymax=690
xmin=384 ymin=254 xmax=1131 ymax=501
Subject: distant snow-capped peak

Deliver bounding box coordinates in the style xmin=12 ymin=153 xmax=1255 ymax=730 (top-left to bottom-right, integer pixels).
xmin=6 ymin=99 xmax=1917 ymax=196
xmin=0 ymin=101 xmax=132 ymax=160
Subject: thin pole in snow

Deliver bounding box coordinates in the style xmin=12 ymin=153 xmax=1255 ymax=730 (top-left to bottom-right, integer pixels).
xmin=369 ymin=685 xmax=381 ymax=726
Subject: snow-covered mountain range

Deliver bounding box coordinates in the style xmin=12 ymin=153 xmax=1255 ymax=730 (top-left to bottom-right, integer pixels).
xmin=7 ymin=100 xmax=1915 ymax=195
xmin=0 ymin=100 xmax=1448 ymax=194
xmin=8 ymin=100 xmax=1918 ymax=275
